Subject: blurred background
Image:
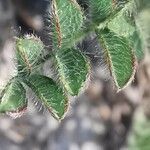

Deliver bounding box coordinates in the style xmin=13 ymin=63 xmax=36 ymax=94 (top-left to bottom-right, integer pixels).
xmin=0 ymin=0 xmax=150 ymax=150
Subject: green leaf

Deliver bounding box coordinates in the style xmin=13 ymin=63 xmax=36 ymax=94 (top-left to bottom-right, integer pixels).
xmin=0 ymin=79 xmax=27 ymax=114
xmin=135 ymin=7 xmax=150 ymax=53
xmin=51 ymin=0 xmax=84 ymax=48
xmin=26 ymin=75 xmax=68 ymax=120
xmin=108 ymin=10 xmax=135 ymax=37
xmin=130 ymin=31 xmax=144 ymax=60
xmin=55 ymin=48 xmax=90 ymax=96
xmin=96 ymin=28 xmax=136 ymax=90
xmin=89 ymin=0 xmax=131 ymax=24
xmin=16 ymin=35 xmax=44 ymax=75
xmin=89 ymin=0 xmax=112 ymax=24
xmin=123 ymin=4 xmax=136 ymax=26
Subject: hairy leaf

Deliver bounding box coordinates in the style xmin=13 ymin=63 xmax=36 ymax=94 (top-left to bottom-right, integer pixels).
xmin=16 ymin=35 xmax=44 ymax=75
xmin=96 ymin=28 xmax=136 ymax=90
xmin=26 ymin=75 xmax=68 ymax=120
xmin=0 ymin=79 xmax=27 ymax=114
xmin=130 ymin=31 xmax=144 ymax=60
xmin=89 ymin=0 xmax=131 ymax=24
xmin=51 ymin=0 xmax=84 ymax=48
xmin=135 ymin=7 xmax=150 ymax=53
xmin=108 ymin=10 xmax=135 ymax=37
xmin=89 ymin=0 xmax=112 ymax=24
xmin=55 ymin=48 xmax=90 ymax=96
xmin=123 ymin=2 xmax=136 ymax=26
